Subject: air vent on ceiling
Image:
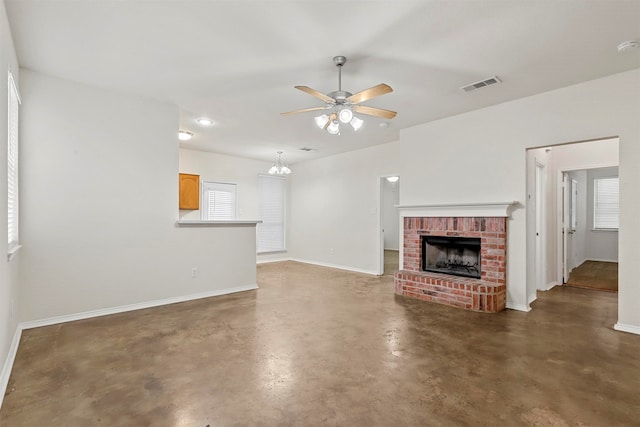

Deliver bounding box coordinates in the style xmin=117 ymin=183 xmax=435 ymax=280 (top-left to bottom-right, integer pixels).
xmin=460 ymin=76 xmax=502 ymax=92
xmin=299 ymin=147 xmax=316 ymax=152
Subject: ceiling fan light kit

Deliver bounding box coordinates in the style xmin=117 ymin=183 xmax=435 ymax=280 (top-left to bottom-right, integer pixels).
xmin=282 ymin=56 xmax=397 ymax=135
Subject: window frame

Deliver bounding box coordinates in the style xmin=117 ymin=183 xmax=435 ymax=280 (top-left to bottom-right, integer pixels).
xmin=593 ymin=176 xmax=619 ymax=231
xmin=200 ymin=181 xmax=237 ymax=221
xmin=257 ymin=174 xmax=286 ymax=253
xmin=7 ymin=70 xmax=21 ymax=258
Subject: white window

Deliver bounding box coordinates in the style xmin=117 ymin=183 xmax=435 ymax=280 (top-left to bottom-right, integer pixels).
xmin=257 ymin=174 xmax=285 ymax=253
xmin=594 ymin=177 xmax=619 ymax=230
xmin=201 ymin=181 xmax=236 ymax=220
xmin=8 ymin=71 xmax=20 ymax=253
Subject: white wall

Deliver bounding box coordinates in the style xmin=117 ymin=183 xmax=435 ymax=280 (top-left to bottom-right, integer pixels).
xmin=400 ymin=70 xmax=639 ymax=321
xmin=179 ymin=148 xmax=272 ymax=220
xmin=288 ymin=141 xmax=400 ymax=274
xmin=179 ymin=148 xmax=289 ymax=263
xmin=18 ymin=70 xmax=258 ymax=322
xmin=0 ymin=0 xmax=21 ymax=402
xmin=585 ymin=166 xmax=618 ymax=262
xmin=382 ymin=178 xmax=400 ymax=250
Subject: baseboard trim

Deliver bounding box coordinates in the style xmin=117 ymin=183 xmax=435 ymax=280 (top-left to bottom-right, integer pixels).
xmin=0 ymin=327 xmax=23 ymax=409
xmin=541 ymin=281 xmax=558 ymax=291
xmin=586 ymin=258 xmax=618 ymax=264
xmin=614 ymin=322 xmax=640 ymax=335
xmin=528 ymin=294 xmax=537 ymax=305
xmin=506 ymin=303 xmax=531 ymax=312
xmin=289 ymin=258 xmax=378 ymax=276
xmin=256 ymin=257 xmax=289 ymax=264
xmin=20 ymin=284 xmax=259 ymax=331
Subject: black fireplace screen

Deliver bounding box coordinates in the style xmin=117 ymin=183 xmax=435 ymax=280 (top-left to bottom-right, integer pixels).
xmin=422 ymin=236 xmax=481 ymax=279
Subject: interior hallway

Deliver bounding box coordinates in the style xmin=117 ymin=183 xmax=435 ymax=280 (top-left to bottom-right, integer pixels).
xmin=1 ymin=261 xmax=638 ymax=425
xmin=566 ymin=261 xmax=618 ymax=292
xmin=384 ymin=249 xmax=399 ymax=276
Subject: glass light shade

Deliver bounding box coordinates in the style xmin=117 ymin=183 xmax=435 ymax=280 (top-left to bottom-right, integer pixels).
xmin=178 ymin=131 xmax=193 ymax=141
xmin=196 ymin=118 xmax=214 ymax=126
xmin=386 ymin=176 xmax=400 ymax=183
xmin=327 ymin=120 xmax=340 ymax=135
xmin=338 ymin=107 xmax=353 ymax=123
xmin=315 ymin=114 xmax=330 ymax=129
xmin=268 ymin=151 xmax=292 ymax=175
xmin=350 ymin=116 xmax=364 ymax=131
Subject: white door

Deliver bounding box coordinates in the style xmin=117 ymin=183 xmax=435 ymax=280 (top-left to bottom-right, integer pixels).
xmin=562 ymin=173 xmax=571 ymax=283
xmin=535 ymin=161 xmax=546 ymax=290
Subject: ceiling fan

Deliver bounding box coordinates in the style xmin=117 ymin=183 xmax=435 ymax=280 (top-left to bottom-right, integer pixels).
xmin=281 ymin=56 xmax=397 ymax=134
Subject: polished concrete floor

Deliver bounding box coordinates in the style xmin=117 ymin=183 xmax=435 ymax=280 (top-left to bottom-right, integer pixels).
xmin=566 ymin=260 xmax=618 ymax=292
xmin=2 ymin=261 xmax=639 ymax=426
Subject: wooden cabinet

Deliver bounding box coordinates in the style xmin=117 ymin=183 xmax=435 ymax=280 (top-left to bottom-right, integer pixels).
xmin=179 ymin=173 xmax=200 ymax=210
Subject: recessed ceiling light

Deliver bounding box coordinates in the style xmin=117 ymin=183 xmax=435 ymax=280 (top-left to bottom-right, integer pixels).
xmin=196 ymin=118 xmax=215 ymax=126
xmin=379 ymin=122 xmax=390 ymax=128
xmin=178 ymin=131 xmax=193 ymax=141
xmin=617 ymin=40 xmax=639 ymax=53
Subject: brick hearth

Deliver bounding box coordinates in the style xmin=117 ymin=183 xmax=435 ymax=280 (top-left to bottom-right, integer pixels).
xmin=394 ymin=216 xmax=507 ymax=313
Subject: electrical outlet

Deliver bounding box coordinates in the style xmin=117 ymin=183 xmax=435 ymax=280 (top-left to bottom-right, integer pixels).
xmin=330 ymin=248 xmax=334 ymax=255
xmin=191 ymin=267 xmax=199 ymax=278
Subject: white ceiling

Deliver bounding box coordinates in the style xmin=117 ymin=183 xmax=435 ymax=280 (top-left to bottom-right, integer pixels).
xmin=6 ymin=0 xmax=640 ymax=164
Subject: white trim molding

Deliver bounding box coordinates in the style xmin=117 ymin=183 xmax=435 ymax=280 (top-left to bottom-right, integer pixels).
xmin=176 ymin=220 xmax=261 ymax=227
xmin=0 ymin=327 xmax=23 ymax=409
xmin=396 ymin=201 xmax=518 ymax=219
xmin=506 ymin=303 xmax=531 ymax=312
xmin=614 ymin=323 xmax=640 ymax=336
xmin=289 ymin=258 xmax=379 ymax=276
xmin=20 ymin=284 xmax=258 ymax=330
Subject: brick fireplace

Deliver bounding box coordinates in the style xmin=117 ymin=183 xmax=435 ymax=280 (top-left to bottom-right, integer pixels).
xmin=394 ymin=203 xmax=513 ymax=313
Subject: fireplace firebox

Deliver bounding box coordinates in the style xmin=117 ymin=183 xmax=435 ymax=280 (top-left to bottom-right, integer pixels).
xmin=422 ymin=236 xmax=481 ymax=279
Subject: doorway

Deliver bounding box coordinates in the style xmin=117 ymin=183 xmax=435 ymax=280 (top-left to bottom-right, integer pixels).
xmin=378 ymin=175 xmax=400 ymax=275
xmin=535 ymin=160 xmax=547 ymax=291
xmin=525 ymin=137 xmax=619 ymax=307
xmin=560 ymin=166 xmax=619 ymax=291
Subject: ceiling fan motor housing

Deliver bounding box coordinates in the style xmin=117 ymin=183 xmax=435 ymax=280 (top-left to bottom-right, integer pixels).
xmin=281 ymin=54 xmax=396 ymax=120
xmin=333 ymin=56 xmax=347 ymax=67
xmin=328 ymin=90 xmax=353 ymax=104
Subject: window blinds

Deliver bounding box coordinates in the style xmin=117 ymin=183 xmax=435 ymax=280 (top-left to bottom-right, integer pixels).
xmin=594 ymin=177 xmax=619 ymax=230
xmin=257 ymin=175 xmax=285 ymax=252
xmin=201 ymin=182 xmax=236 ymax=220
xmin=8 ymin=72 xmax=20 ymax=248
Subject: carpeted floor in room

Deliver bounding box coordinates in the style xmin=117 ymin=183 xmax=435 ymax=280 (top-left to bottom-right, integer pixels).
xmin=1 ymin=261 xmax=638 ymax=425
xmin=566 ymin=260 xmax=618 ymax=292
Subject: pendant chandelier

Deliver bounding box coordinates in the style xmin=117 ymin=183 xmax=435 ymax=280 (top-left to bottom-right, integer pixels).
xmin=268 ymin=151 xmax=291 ymax=175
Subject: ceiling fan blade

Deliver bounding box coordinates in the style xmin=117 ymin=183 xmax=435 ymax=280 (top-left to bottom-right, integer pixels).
xmin=347 ymin=83 xmax=393 ymax=104
xmin=295 ymin=86 xmax=335 ymax=103
xmin=281 ymin=106 xmax=329 ymax=116
xmin=324 ymin=112 xmax=337 ymax=129
xmin=353 ymin=105 xmax=397 ymax=119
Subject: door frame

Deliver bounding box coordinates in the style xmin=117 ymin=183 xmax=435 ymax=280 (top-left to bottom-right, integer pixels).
xmin=535 ymin=160 xmax=547 ymax=291
xmin=376 ymin=174 xmax=400 ymax=275
xmin=555 ymin=163 xmax=618 ymax=286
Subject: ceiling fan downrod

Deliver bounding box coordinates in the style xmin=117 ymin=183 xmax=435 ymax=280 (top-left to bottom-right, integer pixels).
xmin=334 ymin=56 xmax=346 ymax=92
